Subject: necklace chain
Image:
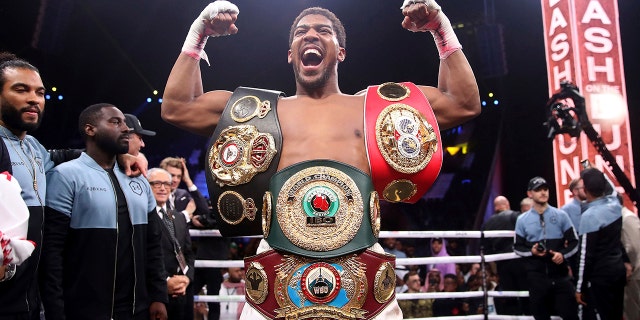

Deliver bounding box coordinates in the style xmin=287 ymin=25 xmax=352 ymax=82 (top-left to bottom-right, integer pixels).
xmin=1 ymin=126 xmax=43 ymax=206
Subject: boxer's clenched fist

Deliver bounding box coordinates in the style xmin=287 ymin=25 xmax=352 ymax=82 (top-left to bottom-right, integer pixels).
xmin=199 ymin=1 xmax=239 ymax=37
xmin=182 ymin=1 xmax=239 ymax=63
xmin=401 ymin=0 xmax=441 ymax=32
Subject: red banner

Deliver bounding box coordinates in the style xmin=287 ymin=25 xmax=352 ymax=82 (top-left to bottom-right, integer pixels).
xmin=541 ymin=0 xmax=635 ymax=209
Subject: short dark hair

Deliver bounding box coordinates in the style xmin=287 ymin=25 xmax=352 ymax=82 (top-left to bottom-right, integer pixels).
xmin=403 ymin=270 xmax=420 ymax=283
xmin=289 ymin=7 xmax=346 ymax=49
xmin=0 ymin=52 xmax=40 ymax=90
xmin=581 ymin=167 xmax=607 ymax=197
xmin=78 ymin=103 xmax=114 ymax=139
xmin=443 ymin=273 xmax=457 ymax=281
xmin=568 ymin=178 xmax=581 ymax=191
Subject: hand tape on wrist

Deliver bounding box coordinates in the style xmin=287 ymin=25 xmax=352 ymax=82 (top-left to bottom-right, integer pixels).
xmin=424 ymin=11 xmax=462 ymax=59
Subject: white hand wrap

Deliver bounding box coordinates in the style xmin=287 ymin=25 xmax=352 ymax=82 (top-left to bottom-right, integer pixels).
xmin=181 ymin=1 xmax=240 ymax=65
xmin=400 ymin=0 xmax=440 ymax=11
xmin=401 ymin=0 xmax=462 ymax=60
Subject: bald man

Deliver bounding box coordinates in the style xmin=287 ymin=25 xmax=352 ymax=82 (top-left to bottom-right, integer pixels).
xmin=483 ymin=196 xmax=528 ymax=315
xmin=493 ymin=196 xmax=510 ymax=213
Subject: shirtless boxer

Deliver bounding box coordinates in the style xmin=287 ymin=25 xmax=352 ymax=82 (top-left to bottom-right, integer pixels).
xmin=162 ymin=1 xmax=479 ymax=318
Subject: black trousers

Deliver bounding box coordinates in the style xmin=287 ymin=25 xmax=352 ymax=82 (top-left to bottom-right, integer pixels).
xmin=494 ymin=259 xmax=530 ymax=315
xmin=167 ymin=295 xmax=186 ymax=320
xmin=527 ymin=273 xmax=578 ymax=320
xmin=581 ymin=275 xmax=626 ymax=320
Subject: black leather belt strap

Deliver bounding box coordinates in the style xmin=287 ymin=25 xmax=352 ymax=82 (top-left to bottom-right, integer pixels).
xmin=205 ymin=87 xmax=283 ymax=236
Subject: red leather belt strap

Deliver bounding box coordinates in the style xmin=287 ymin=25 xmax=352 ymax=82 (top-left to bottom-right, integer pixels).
xmin=364 ymin=82 xmax=443 ymax=203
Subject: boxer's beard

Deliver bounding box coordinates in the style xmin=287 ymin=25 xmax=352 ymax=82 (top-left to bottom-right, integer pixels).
xmin=293 ymin=65 xmax=331 ymax=89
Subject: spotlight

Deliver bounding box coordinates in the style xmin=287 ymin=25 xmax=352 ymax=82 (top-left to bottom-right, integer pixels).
xmin=45 ymin=94 xmax=51 ymax=100
xmin=146 ymin=97 xmax=152 ymax=103
xmin=57 ymin=95 xmax=63 ymax=100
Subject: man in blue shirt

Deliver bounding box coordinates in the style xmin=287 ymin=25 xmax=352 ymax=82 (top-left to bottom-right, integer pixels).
xmin=40 ymin=103 xmax=167 ymax=319
xmin=561 ymin=178 xmax=586 ymax=234
xmin=514 ymin=176 xmax=579 ymax=320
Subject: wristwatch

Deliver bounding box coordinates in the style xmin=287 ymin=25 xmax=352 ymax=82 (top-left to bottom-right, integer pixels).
xmin=0 ymin=264 xmax=16 ymax=282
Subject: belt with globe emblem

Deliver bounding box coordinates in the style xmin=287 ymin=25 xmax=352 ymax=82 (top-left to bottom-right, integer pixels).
xmin=364 ymin=82 xmax=443 ymax=204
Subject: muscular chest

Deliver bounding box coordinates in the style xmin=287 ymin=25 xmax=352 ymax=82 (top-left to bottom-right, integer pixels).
xmin=276 ymin=97 xmax=368 ymax=170
xmin=279 ymin=104 xmax=363 ymax=140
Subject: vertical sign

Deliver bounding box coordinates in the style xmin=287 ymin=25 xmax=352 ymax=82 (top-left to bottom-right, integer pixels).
xmin=541 ymin=0 xmax=635 ymax=209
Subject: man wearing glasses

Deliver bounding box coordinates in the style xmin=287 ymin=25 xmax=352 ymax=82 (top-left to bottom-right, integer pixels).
xmin=514 ymin=176 xmax=579 ymax=320
xmin=148 ymin=168 xmax=195 ymax=320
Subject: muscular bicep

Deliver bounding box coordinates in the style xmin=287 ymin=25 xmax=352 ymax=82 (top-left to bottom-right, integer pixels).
xmin=161 ymin=54 xmax=233 ymax=136
xmin=161 ymin=89 xmax=232 ymax=136
xmin=420 ymin=85 xmax=478 ymax=130
xmin=420 ymin=51 xmax=481 ymax=130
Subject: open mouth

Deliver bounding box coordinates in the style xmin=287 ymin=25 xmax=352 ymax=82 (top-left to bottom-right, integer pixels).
xmin=301 ymin=48 xmax=323 ymax=67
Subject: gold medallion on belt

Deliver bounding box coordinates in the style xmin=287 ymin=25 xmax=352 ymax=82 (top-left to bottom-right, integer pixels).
xmin=276 ymin=166 xmax=363 ymax=252
xmin=216 ymin=191 xmax=257 ymax=225
xmin=230 ymin=95 xmax=272 ymax=123
xmin=246 ymin=261 xmax=269 ymax=304
xmin=273 ymin=254 xmax=368 ymax=319
xmin=375 ymin=103 xmax=438 ymax=175
xmin=208 ymin=125 xmax=277 ymax=186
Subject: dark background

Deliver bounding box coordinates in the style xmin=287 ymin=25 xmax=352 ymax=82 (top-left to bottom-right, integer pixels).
xmin=2 ymin=0 xmax=639 ymax=236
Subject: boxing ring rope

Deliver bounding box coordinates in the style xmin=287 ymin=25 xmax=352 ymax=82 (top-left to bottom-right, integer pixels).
xmin=190 ymin=229 xmax=548 ymax=319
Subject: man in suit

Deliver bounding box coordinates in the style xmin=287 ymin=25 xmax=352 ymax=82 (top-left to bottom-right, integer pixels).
xmin=148 ymin=167 xmax=195 ymax=320
xmin=158 ymin=156 xmax=217 ymax=318
xmin=159 ymin=157 xmax=209 ymax=222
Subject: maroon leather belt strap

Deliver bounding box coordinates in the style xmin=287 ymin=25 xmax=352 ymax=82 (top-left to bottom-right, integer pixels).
xmin=244 ymin=249 xmax=397 ymax=319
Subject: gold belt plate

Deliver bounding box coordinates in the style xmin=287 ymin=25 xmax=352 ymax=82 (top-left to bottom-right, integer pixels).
xmin=375 ymin=103 xmax=438 ymax=174
xmin=208 ymin=125 xmax=277 ymax=186
xmin=274 ymin=254 xmax=368 ymax=319
xmin=276 ymin=166 xmax=363 ymax=252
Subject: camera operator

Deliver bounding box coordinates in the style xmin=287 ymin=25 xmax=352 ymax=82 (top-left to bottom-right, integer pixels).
xmin=514 ymin=177 xmax=579 ymax=319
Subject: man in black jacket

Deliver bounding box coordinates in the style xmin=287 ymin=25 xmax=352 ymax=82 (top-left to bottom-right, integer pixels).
xmin=148 ymin=167 xmax=195 ymax=320
xmin=575 ymin=168 xmax=626 ymax=320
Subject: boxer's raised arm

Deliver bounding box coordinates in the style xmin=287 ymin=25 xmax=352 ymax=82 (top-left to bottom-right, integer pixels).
xmin=161 ymin=1 xmax=239 ymax=136
xmin=401 ymin=0 xmax=481 ymax=130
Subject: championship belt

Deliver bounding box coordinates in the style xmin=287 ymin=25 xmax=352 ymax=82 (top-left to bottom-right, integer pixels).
xmin=206 ymin=87 xmax=283 ymax=236
xmin=263 ymin=160 xmax=380 ymax=258
xmin=364 ymin=82 xmax=443 ymax=203
xmin=244 ymin=248 xmax=396 ymax=319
